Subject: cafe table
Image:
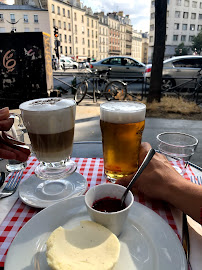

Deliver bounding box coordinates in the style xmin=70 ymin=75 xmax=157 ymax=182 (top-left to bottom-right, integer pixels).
xmin=0 ymin=141 xmax=202 ymax=270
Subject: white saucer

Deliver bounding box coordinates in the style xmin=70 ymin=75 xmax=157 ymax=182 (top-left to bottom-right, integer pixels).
xmin=18 ymin=172 xmax=88 ymax=208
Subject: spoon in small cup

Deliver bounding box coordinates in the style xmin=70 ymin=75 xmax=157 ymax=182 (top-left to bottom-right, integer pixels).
xmin=120 ymin=148 xmax=156 ymax=207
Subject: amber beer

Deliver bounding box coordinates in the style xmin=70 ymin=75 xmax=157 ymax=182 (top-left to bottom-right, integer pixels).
xmin=100 ymin=102 xmax=146 ymax=181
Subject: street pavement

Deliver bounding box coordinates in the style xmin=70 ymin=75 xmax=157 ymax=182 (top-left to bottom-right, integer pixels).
xmin=10 ymin=98 xmax=202 ymax=167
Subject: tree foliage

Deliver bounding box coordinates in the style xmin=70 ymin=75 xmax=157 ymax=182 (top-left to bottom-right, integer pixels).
xmin=174 ymin=43 xmax=189 ymax=56
xmin=147 ymin=0 xmax=167 ymax=103
xmin=192 ymin=31 xmax=202 ymax=55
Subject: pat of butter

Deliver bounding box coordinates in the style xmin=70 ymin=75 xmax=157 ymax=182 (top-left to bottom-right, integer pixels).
xmin=46 ymin=220 xmax=120 ymax=270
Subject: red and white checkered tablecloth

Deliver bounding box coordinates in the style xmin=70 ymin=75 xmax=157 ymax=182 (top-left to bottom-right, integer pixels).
xmin=0 ymin=156 xmax=197 ymax=267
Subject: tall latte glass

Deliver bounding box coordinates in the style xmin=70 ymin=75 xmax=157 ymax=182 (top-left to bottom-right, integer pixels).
xmin=20 ymin=98 xmax=76 ymax=180
xmin=100 ymin=101 xmax=146 ymax=182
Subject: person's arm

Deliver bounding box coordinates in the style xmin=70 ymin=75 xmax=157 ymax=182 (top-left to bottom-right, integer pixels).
xmin=116 ymin=142 xmax=202 ymax=224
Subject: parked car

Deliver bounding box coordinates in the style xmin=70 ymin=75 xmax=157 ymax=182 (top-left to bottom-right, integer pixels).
xmin=60 ymin=58 xmax=78 ymax=69
xmin=144 ymin=55 xmax=202 ymax=91
xmin=90 ymin=56 xmax=145 ymax=80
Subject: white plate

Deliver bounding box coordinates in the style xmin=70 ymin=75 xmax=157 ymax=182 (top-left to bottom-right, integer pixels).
xmin=18 ymin=172 xmax=88 ymax=208
xmin=5 ymin=196 xmax=187 ymax=270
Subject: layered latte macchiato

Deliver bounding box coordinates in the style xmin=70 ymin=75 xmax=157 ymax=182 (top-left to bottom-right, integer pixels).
xmin=20 ymin=98 xmax=76 ymax=163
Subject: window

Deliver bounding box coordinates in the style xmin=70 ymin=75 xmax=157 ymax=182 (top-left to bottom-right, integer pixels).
xmin=67 ymin=10 xmax=70 ymax=18
xmin=192 ymin=1 xmax=197 ymax=8
xmin=149 ymin=36 xmax=153 ymax=42
xmin=150 ymin=24 xmax=154 ymax=31
xmin=173 ymin=58 xmax=202 ymax=68
xmin=53 ymin=19 xmax=55 ymax=27
xmin=24 ymin=15 xmax=28 ymax=23
xmin=92 ymin=30 xmax=94 ymax=37
xmin=63 ymin=22 xmax=66 ymax=29
xmin=200 ymin=2 xmax=202 ymax=8
xmin=198 ymin=25 xmax=202 ymax=31
xmin=83 ymin=48 xmax=85 ymax=55
xmin=75 ymin=24 xmax=77 ymax=34
xmin=82 ymin=38 xmax=85 ymax=44
xmin=190 ymin=24 xmax=195 ymax=30
xmin=175 ymin=11 xmax=180 ymax=18
xmin=52 ymin=4 xmax=55 ymax=13
xmin=82 ymin=15 xmax=84 ymax=23
xmin=65 ymin=46 xmax=67 ymax=54
xmin=189 ymin=35 xmax=194 ymax=41
xmin=199 ymin=14 xmax=202 ymax=19
xmin=63 ymin=8 xmax=65 ymax=17
xmin=191 ymin=13 xmax=196 ymax=19
xmin=10 ymin=14 xmax=15 ymax=23
xmin=59 ymin=34 xmax=62 ymax=41
xmin=176 ymin=0 xmax=181 ymax=5
xmin=64 ymin=34 xmax=67 ymax=43
xmin=34 ymin=15 xmax=38 ymax=23
xmin=182 ymin=24 xmax=187 ymax=30
xmin=183 ymin=12 xmax=188 ymax=19
xmin=96 ymin=31 xmax=97 ymax=38
xmin=69 ymin=35 xmax=71 ymax=43
xmin=58 ymin=20 xmax=61 ymax=29
xmin=184 ymin=0 xmax=189 ymax=7
xmin=76 ymin=47 xmax=78 ymax=54
xmin=70 ymin=47 xmax=72 ymax=54
xmin=87 ymin=18 xmax=89 ymax=26
xmin=74 ymin=12 xmax=77 ymax=21
xmin=75 ymin=37 xmax=78 ymax=43
xmin=34 ymin=28 xmax=40 ymax=32
xmin=24 ymin=27 xmax=29 ymax=32
xmin=87 ymin=29 xmax=89 ymax=37
xmin=82 ymin=26 xmax=84 ymax=33
xmin=174 ymin=23 xmax=179 ymax=30
xmin=88 ymin=39 xmax=90 ymax=47
xmin=88 ymin=50 xmax=90 ymax=57
xmin=57 ymin=6 xmax=60 ymax=15
xmin=173 ymin=35 xmax=178 ymax=41
xmin=95 ymin=21 xmax=97 ymax=28
xmin=92 ymin=19 xmax=94 ymax=27
xmin=92 ymin=40 xmax=94 ymax=48
xmin=68 ymin=23 xmax=71 ymax=31
xmin=60 ymin=46 xmax=63 ymax=54
xmin=0 ymin=14 xmax=3 ymax=22
xmin=151 ymin=1 xmax=155 ymax=7
xmin=181 ymin=35 xmax=186 ymax=41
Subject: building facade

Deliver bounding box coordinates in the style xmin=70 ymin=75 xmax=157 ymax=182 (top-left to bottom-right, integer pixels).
xmin=149 ymin=0 xmax=202 ymax=61
xmin=12 ymin=0 xmax=146 ymax=61
xmin=141 ymin=33 xmax=149 ymax=64
xmin=131 ymin=30 xmax=142 ymax=62
xmin=0 ymin=3 xmax=50 ymax=34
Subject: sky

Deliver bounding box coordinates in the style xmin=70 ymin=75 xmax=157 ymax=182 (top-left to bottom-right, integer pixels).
xmin=82 ymin=0 xmax=151 ymax=32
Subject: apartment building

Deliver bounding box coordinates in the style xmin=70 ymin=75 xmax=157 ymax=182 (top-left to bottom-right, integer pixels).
xmin=131 ymin=30 xmax=142 ymax=62
xmin=141 ymin=33 xmax=149 ymax=64
xmin=126 ymin=22 xmax=132 ymax=56
xmin=0 ymin=3 xmax=50 ymax=34
xmin=149 ymin=0 xmax=202 ymax=61
xmin=85 ymin=8 xmax=99 ymax=60
xmin=96 ymin=12 xmax=109 ymax=60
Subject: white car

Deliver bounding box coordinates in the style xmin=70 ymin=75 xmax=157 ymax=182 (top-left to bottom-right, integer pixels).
xmin=60 ymin=58 xmax=78 ymax=69
xmin=144 ymin=55 xmax=202 ymax=91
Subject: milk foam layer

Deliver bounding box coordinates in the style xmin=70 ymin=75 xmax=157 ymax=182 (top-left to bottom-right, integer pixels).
xmin=20 ymin=98 xmax=76 ymax=134
xmin=100 ymin=102 xmax=146 ymax=124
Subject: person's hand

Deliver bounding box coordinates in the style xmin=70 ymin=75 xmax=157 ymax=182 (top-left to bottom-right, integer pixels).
xmin=0 ymin=107 xmax=30 ymax=161
xmin=0 ymin=107 xmax=14 ymax=131
xmin=116 ymin=142 xmax=185 ymax=201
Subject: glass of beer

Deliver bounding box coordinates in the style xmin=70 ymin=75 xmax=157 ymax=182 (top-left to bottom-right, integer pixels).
xmin=19 ymin=97 xmax=77 ymax=180
xmin=100 ymin=101 xmax=146 ymax=182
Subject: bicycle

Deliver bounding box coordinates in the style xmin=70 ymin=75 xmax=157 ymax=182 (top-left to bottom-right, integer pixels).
xmin=74 ymin=69 xmax=127 ymax=104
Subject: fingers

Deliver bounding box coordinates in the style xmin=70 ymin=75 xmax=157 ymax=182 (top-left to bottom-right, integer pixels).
xmin=0 ymin=107 xmax=14 ymax=131
xmin=0 ymin=143 xmax=30 ymax=162
xmin=0 ymin=107 xmax=9 ymax=120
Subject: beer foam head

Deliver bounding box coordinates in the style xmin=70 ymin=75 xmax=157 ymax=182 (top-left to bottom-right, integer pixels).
xmin=19 ymin=98 xmax=76 ymax=134
xmin=100 ymin=101 xmax=146 ymax=124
